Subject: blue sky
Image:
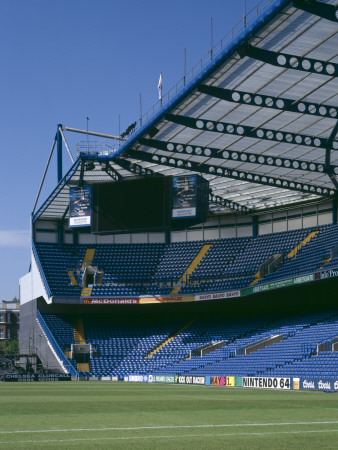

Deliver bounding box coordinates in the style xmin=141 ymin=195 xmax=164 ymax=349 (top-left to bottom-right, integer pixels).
xmin=0 ymin=0 xmax=259 ymax=300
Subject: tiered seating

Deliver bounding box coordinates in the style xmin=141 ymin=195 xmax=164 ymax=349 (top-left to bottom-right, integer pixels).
xmin=34 ymin=244 xmax=86 ymax=296
xmin=84 ymin=317 xmax=185 ymax=378
xmin=189 ymin=237 xmax=251 ymax=280
xmin=160 ymin=311 xmax=338 ymax=377
xmin=223 ymin=228 xmax=313 ymax=278
xmin=34 ymin=224 xmax=338 ymax=298
xmin=41 ymin=309 xmax=338 ymax=379
xmin=42 ymin=313 xmax=75 ymax=351
xmin=151 ymin=241 xmax=204 ymax=282
xmin=92 ymin=243 xmax=165 ymax=284
xmin=260 ymin=224 xmax=338 ymax=283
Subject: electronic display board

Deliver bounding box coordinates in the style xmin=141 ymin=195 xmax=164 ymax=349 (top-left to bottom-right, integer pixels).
xmin=92 ymin=177 xmax=171 ymax=234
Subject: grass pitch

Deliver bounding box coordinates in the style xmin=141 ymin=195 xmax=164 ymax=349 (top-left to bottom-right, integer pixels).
xmin=0 ymin=382 xmax=337 ymax=449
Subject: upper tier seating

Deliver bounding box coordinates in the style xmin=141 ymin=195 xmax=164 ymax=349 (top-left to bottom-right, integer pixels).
xmin=34 ymin=224 xmax=338 ymax=297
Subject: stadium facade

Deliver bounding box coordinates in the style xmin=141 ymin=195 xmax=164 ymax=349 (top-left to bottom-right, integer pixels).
xmin=19 ymin=0 xmax=338 ymax=386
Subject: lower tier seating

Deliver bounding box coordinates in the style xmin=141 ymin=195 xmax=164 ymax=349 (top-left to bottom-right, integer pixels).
xmin=42 ymin=308 xmax=338 ymax=379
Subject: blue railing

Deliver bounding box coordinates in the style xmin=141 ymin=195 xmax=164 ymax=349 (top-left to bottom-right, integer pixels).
xmin=134 ymin=0 xmax=277 ymax=131
xmin=37 ymin=310 xmax=78 ymax=380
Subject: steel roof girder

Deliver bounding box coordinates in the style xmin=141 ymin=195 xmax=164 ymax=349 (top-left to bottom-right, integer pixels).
xmin=198 ymin=85 xmax=338 ymax=120
xmin=209 ymin=193 xmax=249 ymax=213
xmin=239 ymin=44 xmax=338 ymax=77
xmin=127 ymin=148 xmax=335 ymax=197
xmin=165 ymin=113 xmax=332 ymax=150
xmin=33 ymin=158 xmax=81 ymax=223
xmin=100 ymin=162 xmax=122 ymax=181
xmin=139 ymin=137 xmax=333 ymax=175
xmin=324 ymin=120 xmax=338 ymax=188
xmin=293 ymin=0 xmax=338 ymax=23
xmin=116 ymin=158 xmax=161 ymax=178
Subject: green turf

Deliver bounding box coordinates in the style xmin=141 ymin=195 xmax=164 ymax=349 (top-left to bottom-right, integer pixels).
xmin=0 ymin=382 xmax=337 ymax=449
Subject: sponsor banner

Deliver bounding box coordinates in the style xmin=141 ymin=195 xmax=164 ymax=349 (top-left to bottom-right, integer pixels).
xmin=177 ymin=375 xmax=205 ymax=385
xmin=242 ymin=377 xmax=291 ymax=390
xmin=69 ymin=186 xmax=91 ymax=227
xmin=4 ymin=374 xmax=71 ymax=382
xmin=316 ymin=269 xmax=338 ymax=281
xmin=301 ymin=378 xmax=337 ymax=392
xmin=293 ymin=378 xmax=300 ymax=390
xmin=83 ymin=298 xmax=139 ymax=305
xmin=195 ymin=291 xmax=240 ymax=302
xmin=235 ymin=376 xmax=243 ymax=387
xmin=208 ymin=376 xmax=236 ymax=387
xmin=139 ymin=296 xmax=194 ymax=304
xmin=242 ymin=274 xmax=315 ymax=296
xmin=128 ymin=375 xmax=149 ymax=383
xmin=227 ymin=376 xmax=235 ymax=387
xmin=211 ymin=376 xmax=227 ymax=386
xmin=151 ymin=375 xmax=177 ymax=384
xmin=100 ymin=376 xmax=112 ymax=381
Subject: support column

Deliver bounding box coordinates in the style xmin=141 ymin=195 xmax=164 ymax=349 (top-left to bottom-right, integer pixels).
xmin=333 ymin=199 xmax=337 ymax=225
xmin=57 ymin=124 xmax=63 ymax=183
xmin=253 ymin=216 xmax=258 ymax=239
xmin=73 ymin=229 xmax=79 ymax=246
xmin=165 ymin=229 xmax=171 ymax=244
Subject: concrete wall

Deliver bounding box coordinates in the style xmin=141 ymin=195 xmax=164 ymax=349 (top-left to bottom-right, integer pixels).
xmin=19 ymin=299 xmax=65 ymax=373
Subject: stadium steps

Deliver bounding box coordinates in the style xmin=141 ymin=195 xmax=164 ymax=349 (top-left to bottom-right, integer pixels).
xmin=287 ymin=230 xmax=319 ymax=258
xmin=320 ymin=256 xmax=332 ymax=269
xmin=81 ymin=287 xmax=92 ymax=297
xmin=77 ymin=363 xmax=90 ymax=372
xmin=68 ymin=270 xmax=77 ymax=285
xmin=171 ymin=244 xmax=212 ymax=294
xmin=250 ymin=271 xmax=261 ymax=286
xmin=73 ymin=318 xmax=86 ymax=345
xmin=146 ymin=320 xmax=194 ymax=358
xmin=82 ymin=248 xmax=96 ymax=270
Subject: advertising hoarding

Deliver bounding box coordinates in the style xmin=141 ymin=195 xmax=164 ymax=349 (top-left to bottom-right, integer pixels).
xmin=69 ymin=186 xmax=91 ymax=227
xmin=172 ymin=175 xmax=197 ymax=219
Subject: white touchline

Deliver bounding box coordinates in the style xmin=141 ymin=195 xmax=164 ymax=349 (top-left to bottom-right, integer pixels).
xmin=0 ymin=421 xmax=338 ymax=435
xmin=1 ymin=429 xmax=338 ymax=445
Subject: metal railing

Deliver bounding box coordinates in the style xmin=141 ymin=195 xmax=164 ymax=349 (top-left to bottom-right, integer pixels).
xmin=37 ymin=311 xmax=78 ymax=379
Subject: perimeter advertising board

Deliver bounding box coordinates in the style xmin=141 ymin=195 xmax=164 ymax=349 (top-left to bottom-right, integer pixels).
xmin=176 ymin=375 xmax=205 ymax=385
xmin=242 ymin=377 xmax=291 ymax=389
xmin=4 ymin=374 xmax=71 ymax=382
xmin=83 ymin=298 xmax=139 ymax=304
xmin=69 ymin=186 xmax=91 ymax=227
xmin=149 ymin=375 xmax=176 ymax=384
xmin=300 ymin=378 xmax=338 ymax=392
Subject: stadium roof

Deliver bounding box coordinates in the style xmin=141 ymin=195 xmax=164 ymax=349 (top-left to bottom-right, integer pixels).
xmin=33 ymin=0 xmax=338 ymax=222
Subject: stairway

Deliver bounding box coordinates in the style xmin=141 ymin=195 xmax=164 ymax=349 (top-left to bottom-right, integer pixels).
xmin=171 ymin=244 xmax=212 ymax=294
xmin=287 ymin=230 xmax=319 ymax=258
xmin=68 ymin=270 xmax=77 ymax=285
xmin=147 ymin=320 xmax=194 ymax=358
xmin=73 ymin=318 xmax=86 ymax=344
xmin=82 ymin=248 xmax=96 ymax=270
xmin=81 ymin=287 xmax=92 ymax=297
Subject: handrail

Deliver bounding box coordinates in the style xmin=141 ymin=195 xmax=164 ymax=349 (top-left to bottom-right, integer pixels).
xmin=37 ymin=311 xmax=78 ymax=379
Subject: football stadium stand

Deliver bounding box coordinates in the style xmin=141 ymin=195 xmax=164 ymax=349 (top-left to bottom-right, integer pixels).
xmin=19 ymin=0 xmax=338 ymax=386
